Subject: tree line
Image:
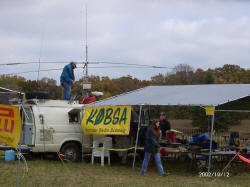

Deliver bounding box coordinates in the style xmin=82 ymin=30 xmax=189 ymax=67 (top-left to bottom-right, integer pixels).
xmin=1 ymin=64 xmax=249 ymax=131
xmin=1 ymin=64 xmax=249 ymax=100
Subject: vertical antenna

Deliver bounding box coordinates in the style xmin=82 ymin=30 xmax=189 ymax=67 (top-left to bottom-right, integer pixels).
xmin=37 ymin=32 xmax=44 ymax=81
xmin=82 ymin=4 xmax=91 ymax=97
xmin=85 ymin=4 xmax=88 ymax=69
xmin=37 ymin=56 xmax=41 ymax=81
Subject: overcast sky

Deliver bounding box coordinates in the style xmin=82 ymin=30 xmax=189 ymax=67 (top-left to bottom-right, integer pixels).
xmin=1 ymin=0 xmax=250 ymax=83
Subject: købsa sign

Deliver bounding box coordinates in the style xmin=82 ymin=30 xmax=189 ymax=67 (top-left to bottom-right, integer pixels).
xmin=0 ymin=104 xmax=21 ymax=148
xmin=81 ymin=105 xmax=131 ymax=135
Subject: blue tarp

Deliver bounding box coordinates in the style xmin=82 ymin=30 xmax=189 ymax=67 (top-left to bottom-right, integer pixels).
xmin=189 ymin=134 xmax=218 ymax=150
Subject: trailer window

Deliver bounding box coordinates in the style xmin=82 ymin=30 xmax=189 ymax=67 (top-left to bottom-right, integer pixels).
xmin=131 ymin=109 xmax=139 ymax=123
xmin=141 ymin=109 xmax=150 ymax=125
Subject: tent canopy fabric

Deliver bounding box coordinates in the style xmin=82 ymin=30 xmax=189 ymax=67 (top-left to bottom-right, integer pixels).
xmin=88 ymin=84 xmax=250 ymax=109
xmin=217 ymin=96 xmax=250 ymax=110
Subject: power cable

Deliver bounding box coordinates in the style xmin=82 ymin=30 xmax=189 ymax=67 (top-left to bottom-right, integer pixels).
xmin=5 ymin=65 xmax=171 ymax=75
xmin=0 ymin=61 xmax=173 ymax=69
xmin=0 ymin=62 xmax=69 ymax=66
xmin=91 ymin=61 xmax=173 ymax=69
xmin=5 ymin=68 xmax=64 ymax=75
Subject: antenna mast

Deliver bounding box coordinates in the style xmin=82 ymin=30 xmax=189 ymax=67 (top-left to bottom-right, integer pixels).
xmin=85 ymin=5 xmax=88 ymax=71
xmin=82 ymin=5 xmax=91 ymax=97
xmin=37 ymin=32 xmax=44 ymax=81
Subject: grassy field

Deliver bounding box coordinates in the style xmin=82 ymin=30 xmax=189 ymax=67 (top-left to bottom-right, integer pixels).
xmin=0 ymin=152 xmax=249 ymax=187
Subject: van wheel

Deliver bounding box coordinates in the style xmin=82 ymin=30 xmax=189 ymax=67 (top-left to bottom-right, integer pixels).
xmin=61 ymin=143 xmax=81 ymax=162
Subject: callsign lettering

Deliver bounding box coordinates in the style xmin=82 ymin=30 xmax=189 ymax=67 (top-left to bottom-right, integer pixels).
xmin=86 ymin=107 xmax=127 ymax=126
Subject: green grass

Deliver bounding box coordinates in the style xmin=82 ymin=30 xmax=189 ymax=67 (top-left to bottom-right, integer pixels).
xmin=0 ymin=152 xmax=249 ymax=187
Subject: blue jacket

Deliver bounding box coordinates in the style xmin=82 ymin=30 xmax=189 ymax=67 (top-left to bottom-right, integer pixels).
xmin=60 ymin=63 xmax=75 ymax=84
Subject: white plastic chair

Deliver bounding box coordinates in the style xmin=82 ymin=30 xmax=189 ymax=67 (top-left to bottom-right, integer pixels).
xmin=91 ymin=137 xmax=112 ymax=166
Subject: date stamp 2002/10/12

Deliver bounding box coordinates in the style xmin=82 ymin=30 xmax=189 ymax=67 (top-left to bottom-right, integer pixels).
xmin=199 ymin=172 xmax=230 ymax=177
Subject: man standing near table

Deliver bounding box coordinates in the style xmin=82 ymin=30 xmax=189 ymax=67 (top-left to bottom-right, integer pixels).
xmin=159 ymin=112 xmax=171 ymax=139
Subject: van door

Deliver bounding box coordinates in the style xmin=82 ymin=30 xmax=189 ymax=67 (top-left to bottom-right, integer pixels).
xmin=68 ymin=108 xmax=92 ymax=149
xmin=20 ymin=106 xmax=35 ymax=146
xmin=68 ymin=108 xmax=87 ymax=141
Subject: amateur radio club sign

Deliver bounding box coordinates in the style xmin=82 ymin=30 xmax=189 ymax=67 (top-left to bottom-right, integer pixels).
xmin=81 ymin=105 xmax=131 ymax=135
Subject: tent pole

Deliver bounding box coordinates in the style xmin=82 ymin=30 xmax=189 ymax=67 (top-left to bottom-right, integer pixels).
xmin=208 ymin=106 xmax=215 ymax=172
xmin=81 ymin=106 xmax=84 ymax=162
xmin=16 ymin=104 xmax=25 ymax=187
xmin=132 ymin=105 xmax=143 ymax=169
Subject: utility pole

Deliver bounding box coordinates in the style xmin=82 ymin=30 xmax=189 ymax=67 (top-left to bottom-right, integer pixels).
xmin=82 ymin=5 xmax=91 ymax=97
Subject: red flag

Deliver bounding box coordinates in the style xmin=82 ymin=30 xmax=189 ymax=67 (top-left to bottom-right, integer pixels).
xmin=237 ymin=153 xmax=250 ymax=163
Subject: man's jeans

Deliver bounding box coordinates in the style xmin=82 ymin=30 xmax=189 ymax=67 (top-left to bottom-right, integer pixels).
xmin=61 ymin=80 xmax=71 ymax=100
xmin=140 ymin=152 xmax=164 ymax=176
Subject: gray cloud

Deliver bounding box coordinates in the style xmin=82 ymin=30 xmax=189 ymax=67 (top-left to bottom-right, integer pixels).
xmin=0 ymin=0 xmax=250 ymax=82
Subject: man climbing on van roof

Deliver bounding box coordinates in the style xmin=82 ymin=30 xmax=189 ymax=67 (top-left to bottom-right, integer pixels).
xmin=60 ymin=62 xmax=77 ymax=100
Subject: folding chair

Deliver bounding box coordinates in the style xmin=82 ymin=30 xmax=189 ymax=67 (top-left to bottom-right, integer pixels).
xmin=91 ymin=137 xmax=112 ymax=166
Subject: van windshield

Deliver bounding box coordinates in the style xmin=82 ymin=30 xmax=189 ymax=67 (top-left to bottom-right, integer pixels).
xmin=21 ymin=106 xmax=34 ymax=124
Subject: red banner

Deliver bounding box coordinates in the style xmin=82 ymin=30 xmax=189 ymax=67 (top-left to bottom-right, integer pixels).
xmin=0 ymin=104 xmax=21 ymax=148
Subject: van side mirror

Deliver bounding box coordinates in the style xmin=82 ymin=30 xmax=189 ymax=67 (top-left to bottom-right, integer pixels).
xmin=39 ymin=114 xmax=44 ymax=124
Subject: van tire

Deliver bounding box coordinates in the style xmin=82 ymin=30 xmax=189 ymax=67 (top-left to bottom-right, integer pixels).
xmin=61 ymin=143 xmax=81 ymax=162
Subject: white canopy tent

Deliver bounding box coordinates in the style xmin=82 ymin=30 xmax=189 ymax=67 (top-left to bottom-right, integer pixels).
xmin=88 ymin=84 xmax=250 ymax=108
xmin=87 ymin=84 xmax=250 ymax=170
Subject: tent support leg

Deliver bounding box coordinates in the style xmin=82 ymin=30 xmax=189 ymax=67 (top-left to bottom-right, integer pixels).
xmin=16 ymin=104 xmax=25 ymax=187
xmin=132 ymin=105 xmax=143 ymax=169
xmin=16 ymin=147 xmax=21 ymax=187
xmin=81 ymin=106 xmax=84 ymax=162
xmin=208 ymin=106 xmax=215 ymax=172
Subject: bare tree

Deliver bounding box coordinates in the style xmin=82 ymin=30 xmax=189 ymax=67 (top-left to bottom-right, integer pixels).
xmin=172 ymin=64 xmax=194 ymax=84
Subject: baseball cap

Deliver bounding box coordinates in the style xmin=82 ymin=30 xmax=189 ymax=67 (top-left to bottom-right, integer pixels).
xmin=160 ymin=112 xmax=166 ymax=116
xmin=71 ymin=62 xmax=77 ymax=68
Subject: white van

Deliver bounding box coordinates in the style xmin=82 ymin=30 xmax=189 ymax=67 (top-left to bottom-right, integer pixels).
xmin=11 ymin=98 xmax=92 ymax=162
xmin=8 ymin=96 xmax=148 ymax=162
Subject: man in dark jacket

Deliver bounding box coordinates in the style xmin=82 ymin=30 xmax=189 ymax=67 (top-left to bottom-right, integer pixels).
xmin=60 ymin=62 xmax=76 ymax=100
xmin=159 ymin=112 xmax=171 ymax=139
